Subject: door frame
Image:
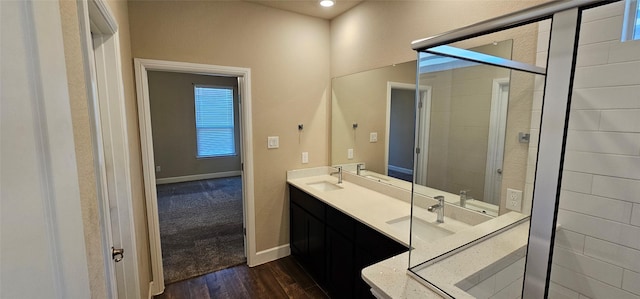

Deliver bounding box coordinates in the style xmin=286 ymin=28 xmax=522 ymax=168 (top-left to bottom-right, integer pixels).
xmin=134 ymin=58 xmax=255 ymax=295
xmin=483 ymin=78 xmax=509 ymax=205
xmin=386 ymin=82 xmax=431 ymax=182
xmin=77 ymin=0 xmax=141 ymax=298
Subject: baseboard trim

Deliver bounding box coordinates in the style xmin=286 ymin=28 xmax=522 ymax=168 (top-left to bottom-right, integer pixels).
xmin=387 ymin=165 xmax=413 ymax=175
xmin=156 ymin=171 xmax=241 ymax=185
xmin=251 ymin=244 xmax=290 ymax=267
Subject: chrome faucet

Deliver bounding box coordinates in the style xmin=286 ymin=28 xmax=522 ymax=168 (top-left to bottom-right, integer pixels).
xmin=428 ymin=195 xmax=445 ymax=223
xmin=356 ymin=163 xmax=365 ymax=176
xmin=460 ymin=190 xmax=468 ymax=208
xmin=330 ymin=166 xmax=343 ymax=184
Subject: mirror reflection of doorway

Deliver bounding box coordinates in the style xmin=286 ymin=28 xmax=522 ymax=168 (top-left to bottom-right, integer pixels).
xmin=387 ymin=83 xmax=432 ymax=182
xmin=484 ymin=78 xmax=510 ymax=206
xmin=148 ymin=71 xmax=246 ymax=284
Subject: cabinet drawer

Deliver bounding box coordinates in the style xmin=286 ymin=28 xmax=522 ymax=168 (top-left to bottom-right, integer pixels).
xmin=326 ymin=205 xmax=356 ymax=238
xmin=290 ymin=185 xmax=325 ymax=221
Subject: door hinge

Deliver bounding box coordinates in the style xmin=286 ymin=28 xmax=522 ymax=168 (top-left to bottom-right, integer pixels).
xmin=418 ymin=100 xmax=423 ymax=109
xmin=241 ymin=163 xmax=244 ymax=171
xmin=416 ymin=147 xmax=421 ymax=154
xmin=243 ymin=228 xmax=247 ymax=236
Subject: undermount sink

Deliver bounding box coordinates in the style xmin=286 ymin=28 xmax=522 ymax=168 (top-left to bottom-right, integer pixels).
xmin=365 ymin=174 xmax=389 ymax=181
xmin=386 ymin=215 xmax=454 ymax=242
xmin=307 ymin=181 xmax=343 ymax=192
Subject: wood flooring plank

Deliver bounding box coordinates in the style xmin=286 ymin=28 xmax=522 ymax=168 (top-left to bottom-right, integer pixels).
xmin=205 ymin=266 xmax=250 ymax=299
xmin=155 ymin=279 xmax=190 ymax=299
xmin=187 ymin=276 xmax=210 ymax=299
xmin=304 ymin=285 xmax=331 ymax=299
xmin=268 ymin=259 xmax=313 ymax=298
xmin=278 ymin=256 xmax=317 ymax=289
xmin=155 ymin=256 xmax=326 ymax=299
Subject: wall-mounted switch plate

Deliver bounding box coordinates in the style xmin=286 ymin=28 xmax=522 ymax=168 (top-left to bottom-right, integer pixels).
xmin=370 ymin=132 xmax=378 ymax=143
xmin=506 ymin=188 xmax=523 ymax=212
xmin=267 ymin=136 xmax=279 ymax=149
xmin=301 ymin=152 xmax=309 ymax=164
xmin=347 ymin=148 xmax=354 ymax=159
xmin=155 ymin=165 xmax=161 ymax=172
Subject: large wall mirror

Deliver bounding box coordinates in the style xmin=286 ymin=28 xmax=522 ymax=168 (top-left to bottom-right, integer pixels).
xmin=332 ymin=39 xmax=534 ymax=217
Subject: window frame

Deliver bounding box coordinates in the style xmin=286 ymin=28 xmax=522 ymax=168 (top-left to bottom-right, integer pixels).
xmin=622 ymin=0 xmax=640 ymax=41
xmin=193 ymin=84 xmax=237 ymax=159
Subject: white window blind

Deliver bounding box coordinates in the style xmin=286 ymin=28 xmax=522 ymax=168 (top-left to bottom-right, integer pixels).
xmin=194 ymin=86 xmax=236 ymax=158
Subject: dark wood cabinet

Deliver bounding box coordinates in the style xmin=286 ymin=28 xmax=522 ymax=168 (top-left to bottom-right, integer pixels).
xmin=290 ymin=189 xmax=326 ymax=285
xmin=289 ymin=184 xmax=408 ymax=298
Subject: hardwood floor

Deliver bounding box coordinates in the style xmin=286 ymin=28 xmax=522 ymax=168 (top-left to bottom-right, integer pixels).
xmin=155 ymin=256 xmax=330 ymax=299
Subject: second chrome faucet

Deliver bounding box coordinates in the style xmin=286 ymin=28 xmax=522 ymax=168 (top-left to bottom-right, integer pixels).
xmin=330 ymin=166 xmax=343 ymax=184
xmin=428 ymin=195 xmax=445 ymax=223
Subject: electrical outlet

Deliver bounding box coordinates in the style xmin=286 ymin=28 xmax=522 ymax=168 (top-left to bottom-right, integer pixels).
xmin=370 ymin=132 xmax=378 ymax=143
xmin=155 ymin=165 xmax=161 ymax=172
xmin=301 ymin=152 xmax=309 ymax=164
xmin=347 ymin=148 xmax=354 ymax=159
xmin=506 ymin=188 xmax=523 ymax=212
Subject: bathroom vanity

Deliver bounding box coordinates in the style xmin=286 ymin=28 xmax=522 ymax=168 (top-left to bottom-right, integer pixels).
xmin=289 ymin=185 xmax=407 ymax=298
xmin=287 ymin=167 xmax=528 ymax=298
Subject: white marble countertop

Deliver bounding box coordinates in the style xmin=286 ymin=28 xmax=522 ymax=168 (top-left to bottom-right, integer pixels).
xmin=286 ymin=167 xmax=528 ymax=298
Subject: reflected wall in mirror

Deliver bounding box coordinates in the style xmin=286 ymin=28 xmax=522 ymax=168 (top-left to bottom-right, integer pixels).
xmin=416 ymin=40 xmax=513 ymax=209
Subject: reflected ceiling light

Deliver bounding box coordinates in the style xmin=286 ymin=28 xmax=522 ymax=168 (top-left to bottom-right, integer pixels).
xmin=320 ymin=0 xmax=335 ymax=7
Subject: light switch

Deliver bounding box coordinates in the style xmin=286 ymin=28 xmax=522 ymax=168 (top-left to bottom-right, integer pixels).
xmin=302 ymin=152 xmax=309 ymax=164
xmin=155 ymin=165 xmax=161 ymax=172
xmin=370 ymin=132 xmax=378 ymax=143
xmin=267 ymin=136 xmax=279 ymax=149
xmin=347 ymin=148 xmax=354 ymax=159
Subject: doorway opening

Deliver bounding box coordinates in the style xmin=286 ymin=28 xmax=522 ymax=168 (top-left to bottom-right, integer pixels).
xmin=147 ymin=71 xmax=245 ymax=283
xmin=134 ymin=59 xmax=255 ymax=295
xmin=385 ymin=82 xmax=432 ymax=183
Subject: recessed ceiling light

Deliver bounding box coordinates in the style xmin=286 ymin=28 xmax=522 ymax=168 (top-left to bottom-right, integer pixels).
xmin=320 ymin=0 xmax=335 ymax=7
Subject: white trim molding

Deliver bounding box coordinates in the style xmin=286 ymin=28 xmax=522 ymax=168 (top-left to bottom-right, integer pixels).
xmin=134 ymin=59 xmax=256 ymax=295
xmin=156 ymin=171 xmax=242 ymax=185
xmin=253 ymin=244 xmax=291 ymax=266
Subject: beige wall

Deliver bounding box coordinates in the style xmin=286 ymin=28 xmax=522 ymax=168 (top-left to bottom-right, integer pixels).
xmin=128 ymin=1 xmax=331 ymax=251
xmin=331 ymin=61 xmax=415 ymax=173
xmin=59 ymin=1 xmax=107 ymax=297
xmin=148 ymin=71 xmax=241 ymax=179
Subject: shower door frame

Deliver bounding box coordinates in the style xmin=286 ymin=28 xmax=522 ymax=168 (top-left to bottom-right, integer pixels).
xmin=410 ymin=1 xmax=618 ymax=297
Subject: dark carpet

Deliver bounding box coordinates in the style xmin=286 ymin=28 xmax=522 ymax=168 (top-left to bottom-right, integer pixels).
xmin=156 ymin=176 xmax=245 ymax=284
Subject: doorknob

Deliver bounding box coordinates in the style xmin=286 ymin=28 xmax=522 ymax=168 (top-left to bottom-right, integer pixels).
xmin=112 ymin=247 xmax=124 ymax=262
xmin=497 ymin=169 xmax=503 ymax=174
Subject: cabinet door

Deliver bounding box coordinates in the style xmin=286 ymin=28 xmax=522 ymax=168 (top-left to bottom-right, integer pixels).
xmin=326 ymin=228 xmax=355 ymax=298
xmin=290 ymin=203 xmax=308 ymax=258
xmin=307 ymin=213 xmax=326 ymax=284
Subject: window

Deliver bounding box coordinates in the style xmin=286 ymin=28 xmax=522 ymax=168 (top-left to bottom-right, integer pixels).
xmin=623 ymin=0 xmax=640 ymax=41
xmin=194 ymin=86 xmax=236 ymax=158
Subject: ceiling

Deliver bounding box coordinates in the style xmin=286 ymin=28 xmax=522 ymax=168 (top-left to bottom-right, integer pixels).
xmin=244 ymin=0 xmax=363 ymax=20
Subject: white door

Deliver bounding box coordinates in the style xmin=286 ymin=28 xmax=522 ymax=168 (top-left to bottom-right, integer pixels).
xmin=1 ymin=1 xmax=91 ymax=297
xmin=484 ymin=79 xmax=510 ymax=205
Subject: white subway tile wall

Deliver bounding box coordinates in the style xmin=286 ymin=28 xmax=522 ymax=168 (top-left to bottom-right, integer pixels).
xmin=545 ymin=2 xmax=640 ymax=298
